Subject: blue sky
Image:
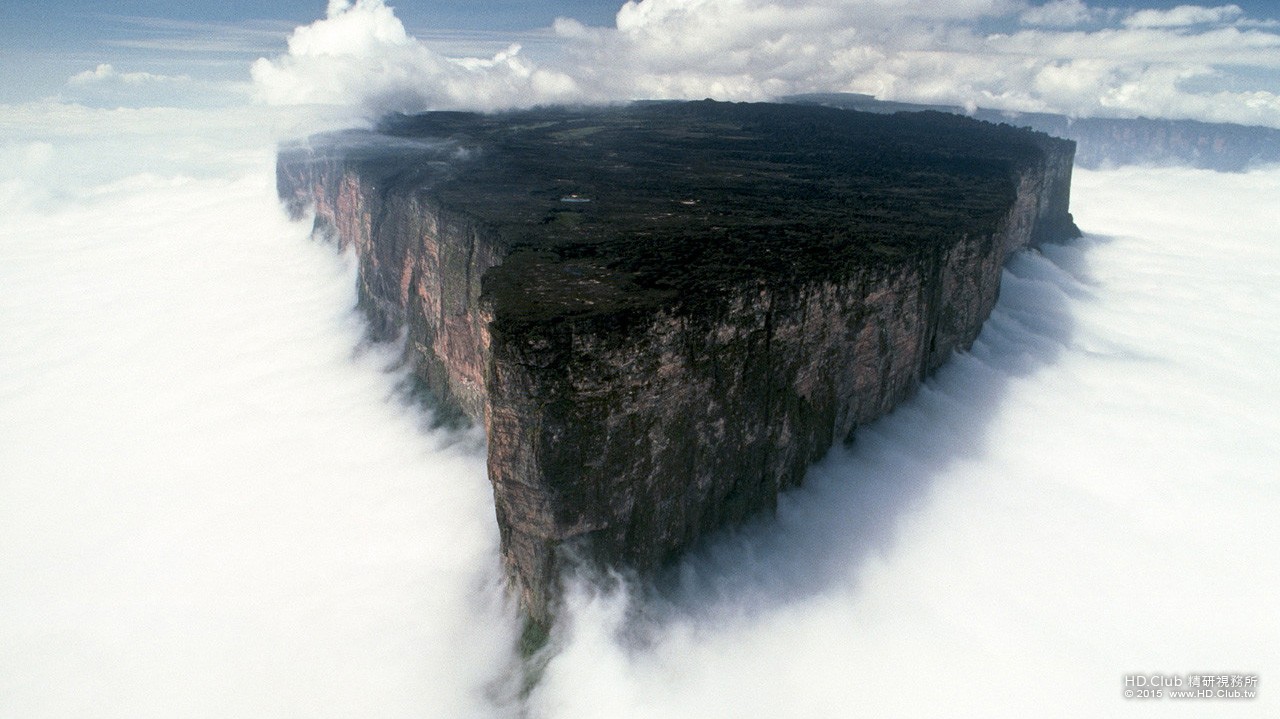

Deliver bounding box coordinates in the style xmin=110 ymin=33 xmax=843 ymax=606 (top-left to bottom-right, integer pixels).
xmin=7 ymin=3 xmax=469 ymax=101
xmin=6 ymin=0 xmax=1276 ymax=32
xmin=3 ymin=0 xmax=1279 ymax=126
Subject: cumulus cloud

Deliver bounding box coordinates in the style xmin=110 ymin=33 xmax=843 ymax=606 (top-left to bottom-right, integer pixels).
xmin=563 ymin=0 xmax=1280 ymax=122
xmin=251 ymin=0 xmax=581 ymax=120
xmin=251 ymin=0 xmax=1280 ymax=129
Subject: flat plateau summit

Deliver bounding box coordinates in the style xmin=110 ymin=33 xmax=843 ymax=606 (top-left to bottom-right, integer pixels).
xmin=277 ymin=100 xmax=1078 ymax=628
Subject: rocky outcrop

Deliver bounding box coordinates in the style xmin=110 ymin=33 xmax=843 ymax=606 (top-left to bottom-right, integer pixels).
xmin=277 ymin=101 xmax=1078 ymax=627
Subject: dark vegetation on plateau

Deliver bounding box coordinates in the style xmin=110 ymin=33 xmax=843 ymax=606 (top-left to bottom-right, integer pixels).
xmin=277 ymin=100 xmax=1078 ymax=636
xmin=344 ymin=101 xmax=1061 ymax=330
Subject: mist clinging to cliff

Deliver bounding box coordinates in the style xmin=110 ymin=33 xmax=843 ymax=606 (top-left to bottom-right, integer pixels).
xmin=3 ymin=108 xmax=1280 ymax=719
xmin=529 ymin=164 xmax=1280 ymax=717
xmin=0 ymin=107 xmax=523 ymax=718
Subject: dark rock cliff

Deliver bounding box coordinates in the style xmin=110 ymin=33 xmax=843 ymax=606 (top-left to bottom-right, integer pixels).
xmin=277 ymin=101 xmax=1079 ymax=627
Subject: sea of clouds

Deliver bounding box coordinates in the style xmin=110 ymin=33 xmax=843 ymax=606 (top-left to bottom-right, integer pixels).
xmin=2 ymin=1 xmax=1279 ymax=717
xmin=0 ymin=104 xmax=524 ymax=718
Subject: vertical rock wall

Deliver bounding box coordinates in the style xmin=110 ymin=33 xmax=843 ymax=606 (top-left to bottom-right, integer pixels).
xmin=484 ymin=148 xmax=1076 ymax=625
xmin=278 ymin=156 xmax=500 ymax=419
xmin=278 ymin=134 xmax=1077 ymax=628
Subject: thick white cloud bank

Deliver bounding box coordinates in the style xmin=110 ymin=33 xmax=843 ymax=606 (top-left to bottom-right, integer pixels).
xmin=0 ymin=105 xmax=523 ymax=718
xmin=250 ymin=0 xmax=581 ymax=120
xmin=3 ymin=93 xmax=1278 ymax=715
xmin=251 ymin=0 xmax=1280 ymax=127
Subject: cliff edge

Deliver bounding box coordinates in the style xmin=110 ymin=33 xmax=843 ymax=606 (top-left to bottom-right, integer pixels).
xmin=277 ymin=100 xmax=1079 ymax=627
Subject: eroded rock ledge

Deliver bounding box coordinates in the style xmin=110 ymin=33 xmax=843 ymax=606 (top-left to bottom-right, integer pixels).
xmin=277 ymin=100 xmax=1078 ymax=627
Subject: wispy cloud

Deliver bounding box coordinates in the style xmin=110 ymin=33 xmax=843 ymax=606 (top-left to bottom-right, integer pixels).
xmin=97 ymin=15 xmax=292 ymax=55
xmin=60 ymin=62 xmax=250 ymax=109
xmin=0 ymin=99 xmax=521 ymax=715
xmin=1020 ymin=0 xmax=1109 ymax=27
xmin=68 ymin=63 xmax=189 ymax=86
xmin=1122 ymin=3 xmax=1244 ymax=28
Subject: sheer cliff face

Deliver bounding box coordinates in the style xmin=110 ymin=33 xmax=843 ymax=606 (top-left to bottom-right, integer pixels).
xmin=277 ymin=103 xmax=1078 ymax=626
xmin=278 ymin=157 xmax=499 ymax=419
xmin=486 ymin=157 xmax=1072 ymax=622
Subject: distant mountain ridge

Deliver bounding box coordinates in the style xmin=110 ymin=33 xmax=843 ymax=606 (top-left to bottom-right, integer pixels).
xmin=786 ymin=93 xmax=1280 ymax=172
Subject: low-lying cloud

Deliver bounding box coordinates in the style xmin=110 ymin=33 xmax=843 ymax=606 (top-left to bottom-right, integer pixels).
xmin=0 ymin=104 xmax=522 ymax=718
